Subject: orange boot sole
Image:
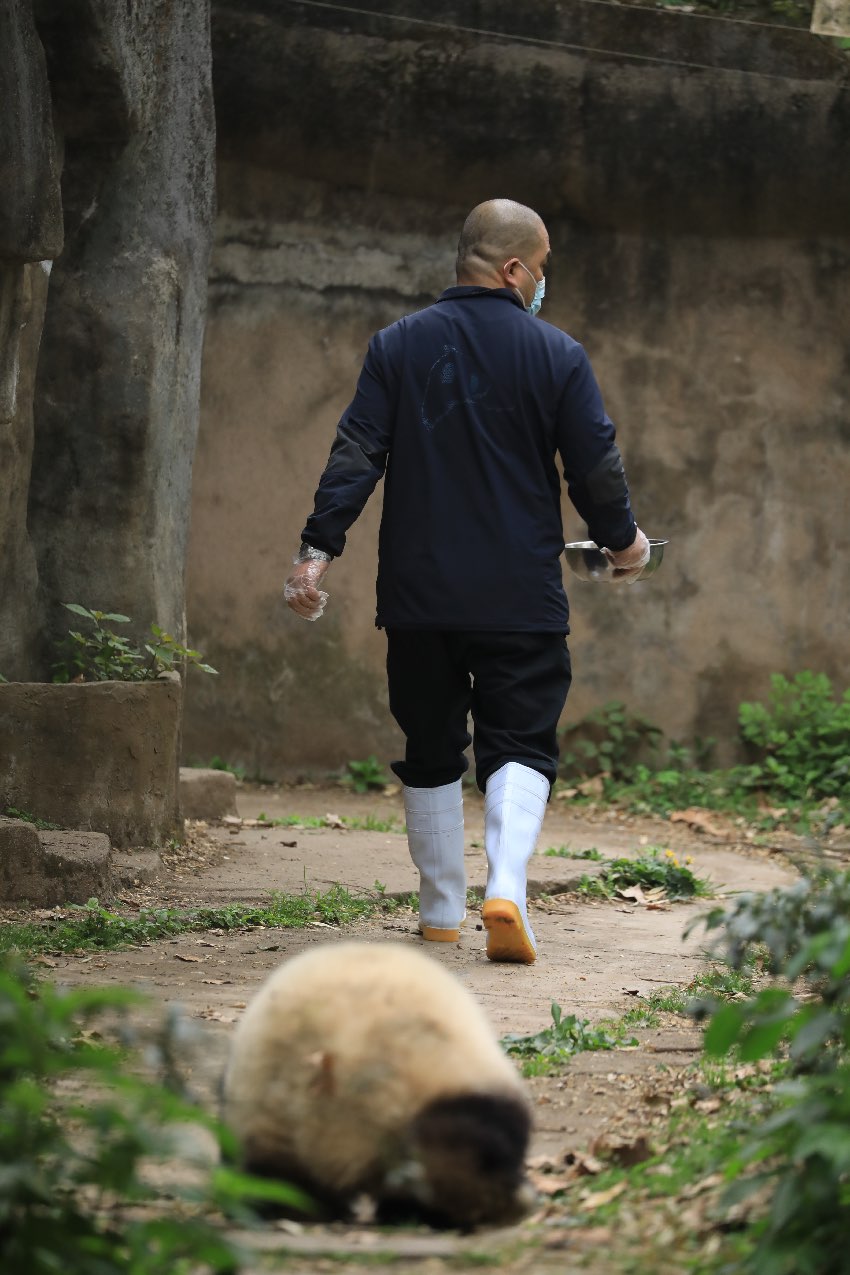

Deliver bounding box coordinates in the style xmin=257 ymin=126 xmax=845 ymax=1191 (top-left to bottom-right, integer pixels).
xmin=482 ymin=899 xmax=536 ymax=964
xmin=419 ymin=924 xmax=461 ymax=943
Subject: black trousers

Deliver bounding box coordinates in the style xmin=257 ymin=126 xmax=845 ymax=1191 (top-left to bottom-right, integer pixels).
xmin=386 ymin=630 xmax=572 ymax=793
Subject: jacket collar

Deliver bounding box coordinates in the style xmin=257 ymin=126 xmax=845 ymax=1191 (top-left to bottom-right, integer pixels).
xmin=437 ymin=285 xmax=525 ymax=310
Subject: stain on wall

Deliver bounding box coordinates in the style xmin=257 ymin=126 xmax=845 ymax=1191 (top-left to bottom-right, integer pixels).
xmin=183 ymin=1 xmax=850 ymax=774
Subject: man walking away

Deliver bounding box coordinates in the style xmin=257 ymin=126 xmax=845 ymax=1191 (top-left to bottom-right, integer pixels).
xmin=285 ymin=199 xmax=649 ymax=964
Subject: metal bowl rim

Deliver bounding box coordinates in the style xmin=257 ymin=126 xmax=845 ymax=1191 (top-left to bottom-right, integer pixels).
xmin=564 ymin=538 xmax=668 ymax=550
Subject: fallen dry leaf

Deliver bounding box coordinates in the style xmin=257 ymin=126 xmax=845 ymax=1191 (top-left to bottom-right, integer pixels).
xmin=323 ymin=812 xmax=345 ymax=829
xmin=590 ymin=1133 xmax=653 ymax=1168
xmin=669 ymin=807 xmax=727 ymax=837
xmin=680 ymin=1173 xmax=724 ymax=1199
xmin=580 ymin=1181 xmax=627 ymax=1209
xmin=174 ymin=953 xmax=202 ymax=963
xmin=617 ymin=885 xmax=647 ymax=904
xmin=221 ymin=815 xmax=242 ymax=827
xmin=528 ymin=1170 xmax=575 ymax=1196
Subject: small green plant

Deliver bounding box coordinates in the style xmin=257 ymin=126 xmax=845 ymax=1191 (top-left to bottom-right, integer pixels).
xmin=52 ymin=604 xmax=218 ymax=683
xmin=543 ymin=845 xmax=602 ymax=860
xmin=2 ymin=806 xmax=61 ymax=831
xmin=0 ymin=955 xmax=309 ymax=1274
xmin=501 ymin=1002 xmax=636 ymax=1076
xmin=340 ymin=755 xmax=389 ymax=793
xmin=208 ymin=756 xmax=247 ymax=780
xmin=578 ymin=847 xmax=712 ymax=902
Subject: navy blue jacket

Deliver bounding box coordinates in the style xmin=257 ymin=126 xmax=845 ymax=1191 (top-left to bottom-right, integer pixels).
xmin=301 ymin=286 xmax=638 ymax=632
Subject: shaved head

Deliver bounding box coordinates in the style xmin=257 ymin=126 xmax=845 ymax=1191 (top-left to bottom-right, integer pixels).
xmin=456 ymin=199 xmax=547 ymax=281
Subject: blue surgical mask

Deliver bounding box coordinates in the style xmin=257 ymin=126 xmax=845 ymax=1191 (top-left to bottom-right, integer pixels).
xmin=519 ymin=262 xmax=545 ymax=316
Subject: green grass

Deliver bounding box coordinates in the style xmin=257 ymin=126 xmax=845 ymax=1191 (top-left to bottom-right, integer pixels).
xmin=0 ymin=886 xmax=408 ymax=957
xmin=256 ymin=811 xmax=402 ymax=833
xmin=543 ymin=845 xmax=603 ymax=860
xmin=599 ymin=968 xmax=758 ymax=1035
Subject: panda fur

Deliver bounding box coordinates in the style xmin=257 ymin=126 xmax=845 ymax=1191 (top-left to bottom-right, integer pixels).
xmin=221 ymin=940 xmax=532 ymax=1228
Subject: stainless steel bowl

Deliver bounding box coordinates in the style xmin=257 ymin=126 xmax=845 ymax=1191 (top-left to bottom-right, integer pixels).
xmin=563 ymin=538 xmax=668 ymax=583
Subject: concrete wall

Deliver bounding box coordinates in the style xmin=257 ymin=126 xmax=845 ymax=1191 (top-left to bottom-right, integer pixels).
xmin=183 ymin=0 xmax=850 ymax=774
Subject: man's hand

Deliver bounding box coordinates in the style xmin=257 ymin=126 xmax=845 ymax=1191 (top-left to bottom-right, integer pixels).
xmin=603 ymin=527 xmax=650 ymax=583
xmin=284 ymin=558 xmax=330 ymax=620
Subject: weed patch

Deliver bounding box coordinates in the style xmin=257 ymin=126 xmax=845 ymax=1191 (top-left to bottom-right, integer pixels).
xmin=340 ymin=755 xmax=389 ymax=793
xmin=255 ymin=811 xmax=402 ymax=833
xmin=2 ymin=805 xmax=62 ymax=831
xmin=577 ymin=847 xmax=712 ymax=902
xmin=502 ymin=1002 xmax=637 ymax=1077
xmin=0 ymin=886 xmax=406 ymax=957
xmin=543 ymin=845 xmax=602 ymax=860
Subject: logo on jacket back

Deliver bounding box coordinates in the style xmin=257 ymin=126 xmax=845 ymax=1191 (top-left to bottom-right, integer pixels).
xmin=421 ymin=345 xmax=507 ymax=431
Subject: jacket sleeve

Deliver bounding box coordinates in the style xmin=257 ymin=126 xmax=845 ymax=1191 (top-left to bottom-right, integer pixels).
xmin=300 ymin=333 xmax=397 ymax=558
xmin=555 ymin=344 xmax=638 ymax=552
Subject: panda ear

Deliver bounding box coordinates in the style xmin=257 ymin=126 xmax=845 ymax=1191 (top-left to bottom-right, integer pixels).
xmin=306 ymin=1050 xmax=336 ymax=1097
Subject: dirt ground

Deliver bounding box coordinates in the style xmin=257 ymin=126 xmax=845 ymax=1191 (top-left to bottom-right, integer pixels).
xmin=37 ymin=782 xmax=803 ymax=1273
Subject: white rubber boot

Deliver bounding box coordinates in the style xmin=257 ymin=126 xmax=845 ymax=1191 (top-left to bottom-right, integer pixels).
xmin=482 ymin=762 xmax=550 ymax=964
xmin=403 ymin=780 xmax=466 ymax=942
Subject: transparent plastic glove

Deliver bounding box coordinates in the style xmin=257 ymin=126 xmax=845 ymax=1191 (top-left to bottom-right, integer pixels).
xmin=284 ymin=557 xmax=330 ymax=621
xmin=602 ymin=527 xmax=650 ymax=584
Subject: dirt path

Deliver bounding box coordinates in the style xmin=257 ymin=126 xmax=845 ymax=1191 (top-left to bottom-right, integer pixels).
xmin=46 ymin=783 xmax=797 ymax=1271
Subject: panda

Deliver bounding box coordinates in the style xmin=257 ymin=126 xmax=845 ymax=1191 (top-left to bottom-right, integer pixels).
xmin=221 ymin=940 xmax=533 ymax=1229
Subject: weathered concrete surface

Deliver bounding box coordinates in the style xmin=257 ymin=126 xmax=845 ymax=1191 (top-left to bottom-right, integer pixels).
xmin=179 ymin=766 xmax=238 ymax=820
xmin=183 ymin=1 xmax=850 ymax=774
xmin=0 ymin=816 xmax=113 ymax=905
xmin=23 ymin=0 xmax=216 ymax=666
xmin=0 ymin=0 xmax=63 ymax=261
xmin=0 ymin=262 xmax=50 ymax=680
xmin=0 ymin=680 xmax=182 ymax=847
xmin=111 ymin=848 xmax=163 ymax=889
xmin=0 ymin=1 xmax=62 ymax=678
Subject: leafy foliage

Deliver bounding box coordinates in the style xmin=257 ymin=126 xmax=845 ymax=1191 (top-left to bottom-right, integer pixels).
xmin=502 ymin=1002 xmax=636 ymax=1076
xmin=560 ymin=673 xmax=850 ymax=832
xmin=559 ymin=700 xmax=663 ymax=782
xmin=693 ymin=870 xmax=850 ymax=1273
xmin=738 ymin=671 xmax=850 ymax=803
xmin=52 ymin=604 xmax=217 ymax=683
xmin=578 ymin=847 xmax=712 ymax=902
xmin=341 ymin=755 xmax=389 ymax=793
xmin=0 ymin=956 xmax=307 ymax=1275
xmin=2 ymin=806 xmax=61 ymax=831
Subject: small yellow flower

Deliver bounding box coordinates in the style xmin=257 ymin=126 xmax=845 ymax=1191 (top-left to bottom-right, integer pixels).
xmin=664 ymin=849 xmax=674 ymax=858
xmin=685 ymin=856 xmax=693 ymax=865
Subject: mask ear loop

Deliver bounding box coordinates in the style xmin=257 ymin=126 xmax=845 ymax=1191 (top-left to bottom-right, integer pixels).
xmin=503 ymin=258 xmax=528 ymax=308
